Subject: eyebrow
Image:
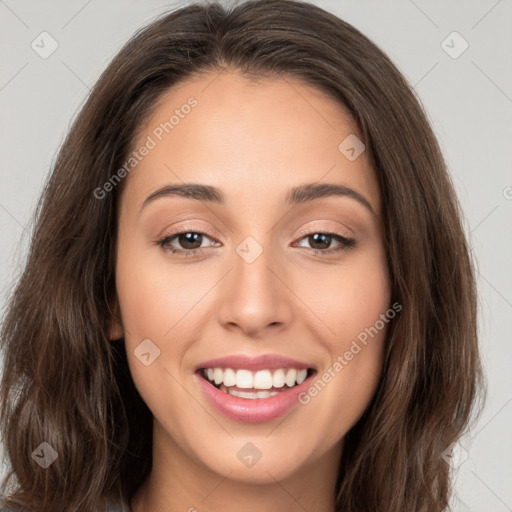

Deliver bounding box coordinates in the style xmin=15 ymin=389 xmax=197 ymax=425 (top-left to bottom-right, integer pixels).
xmin=141 ymin=182 xmax=375 ymax=214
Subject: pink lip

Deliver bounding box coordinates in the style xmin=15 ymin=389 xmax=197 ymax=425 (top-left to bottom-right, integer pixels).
xmin=196 ymin=354 xmax=314 ymax=372
xmin=196 ymin=372 xmax=314 ymax=423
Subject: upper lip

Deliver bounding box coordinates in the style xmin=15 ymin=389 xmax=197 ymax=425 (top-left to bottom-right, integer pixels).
xmin=195 ymin=354 xmax=315 ymax=372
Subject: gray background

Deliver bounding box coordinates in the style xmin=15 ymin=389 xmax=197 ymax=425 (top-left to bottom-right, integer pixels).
xmin=0 ymin=0 xmax=511 ymax=510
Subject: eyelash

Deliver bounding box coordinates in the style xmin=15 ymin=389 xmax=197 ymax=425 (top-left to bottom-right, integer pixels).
xmin=156 ymin=228 xmax=356 ymax=257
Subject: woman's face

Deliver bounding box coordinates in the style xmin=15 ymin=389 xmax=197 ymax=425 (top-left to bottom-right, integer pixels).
xmin=112 ymin=70 xmax=391 ymax=483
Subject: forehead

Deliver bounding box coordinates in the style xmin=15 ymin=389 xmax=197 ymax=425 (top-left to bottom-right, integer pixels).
xmin=122 ymin=70 xmax=380 ymax=216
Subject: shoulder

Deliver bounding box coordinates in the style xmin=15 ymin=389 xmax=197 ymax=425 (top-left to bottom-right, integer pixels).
xmin=108 ymin=500 xmax=132 ymax=512
xmin=0 ymin=496 xmax=130 ymax=512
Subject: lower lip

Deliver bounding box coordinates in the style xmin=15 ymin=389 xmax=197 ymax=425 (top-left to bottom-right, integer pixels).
xmin=196 ymin=372 xmax=312 ymax=423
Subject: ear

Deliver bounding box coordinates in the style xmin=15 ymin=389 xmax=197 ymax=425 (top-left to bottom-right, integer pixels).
xmin=108 ymin=295 xmax=124 ymax=340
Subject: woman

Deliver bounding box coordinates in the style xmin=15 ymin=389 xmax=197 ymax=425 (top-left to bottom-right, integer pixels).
xmin=0 ymin=1 xmax=483 ymax=511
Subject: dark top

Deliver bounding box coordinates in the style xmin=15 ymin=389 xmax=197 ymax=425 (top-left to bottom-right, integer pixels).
xmin=0 ymin=508 xmax=130 ymax=512
xmin=0 ymin=500 xmax=130 ymax=511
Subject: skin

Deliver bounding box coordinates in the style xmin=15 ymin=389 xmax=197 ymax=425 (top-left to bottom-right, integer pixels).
xmin=109 ymin=70 xmax=391 ymax=512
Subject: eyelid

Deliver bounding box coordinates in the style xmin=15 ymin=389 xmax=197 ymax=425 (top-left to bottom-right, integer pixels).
xmin=156 ymin=222 xmax=356 ymax=256
xmin=158 ymin=223 xmax=221 ymax=243
xmin=295 ymin=224 xmax=353 ymax=240
xmin=158 ymin=225 xmax=352 ymax=244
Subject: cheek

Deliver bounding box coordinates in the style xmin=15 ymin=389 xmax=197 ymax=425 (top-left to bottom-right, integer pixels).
xmin=338 ymin=266 xmax=391 ymax=341
xmin=293 ymin=246 xmax=391 ymax=343
xmin=114 ymin=243 xmax=193 ymax=402
xmin=114 ymin=259 xmax=196 ymax=441
xmin=292 ymin=247 xmax=390 ymax=436
xmin=115 ymin=242 xmax=207 ymax=342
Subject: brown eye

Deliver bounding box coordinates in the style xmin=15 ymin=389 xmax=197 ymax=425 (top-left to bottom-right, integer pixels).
xmin=295 ymin=231 xmax=356 ymax=254
xmin=307 ymin=233 xmax=332 ymax=250
xmin=175 ymin=232 xmax=203 ymax=250
xmin=158 ymin=230 xmax=219 ymax=256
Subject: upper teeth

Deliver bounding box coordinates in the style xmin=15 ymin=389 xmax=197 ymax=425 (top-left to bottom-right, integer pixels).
xmin=204 ymin=368 xmax=308 ymax=389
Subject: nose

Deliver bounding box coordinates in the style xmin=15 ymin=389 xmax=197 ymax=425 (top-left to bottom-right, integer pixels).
xmin=217 ymin=242 xmax=294 ymax=338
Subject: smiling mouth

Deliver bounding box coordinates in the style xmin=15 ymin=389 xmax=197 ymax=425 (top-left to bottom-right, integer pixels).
xmin=199 ymin=367 xmax=316 ymax=399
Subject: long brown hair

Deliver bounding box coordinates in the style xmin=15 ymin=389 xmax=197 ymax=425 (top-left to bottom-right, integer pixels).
xmin=0 ymin=1 xmax=484 ymax=511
